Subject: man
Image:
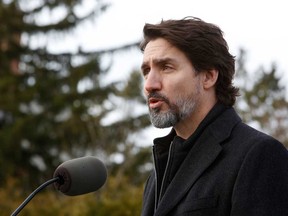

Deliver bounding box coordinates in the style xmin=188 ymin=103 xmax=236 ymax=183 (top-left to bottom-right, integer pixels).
xmin=139 ymin=17 xmax=288 ymax=216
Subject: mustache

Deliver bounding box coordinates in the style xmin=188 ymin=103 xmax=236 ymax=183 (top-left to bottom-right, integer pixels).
xmin=147 ymin=92 xmax=170 ymax=104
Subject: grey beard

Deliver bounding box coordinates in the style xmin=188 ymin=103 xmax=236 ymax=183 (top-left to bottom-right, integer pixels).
xmin=149 ymin=107 xmax=179 ymax=128
xmin=149 ymin=96 xmax=198 ymax=128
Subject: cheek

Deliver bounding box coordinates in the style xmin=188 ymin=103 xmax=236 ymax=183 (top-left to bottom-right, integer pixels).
xmin=170 ymin=79 xmax=193 ymax=94
xmin=172 ymin=79 xmax=201 ymax=100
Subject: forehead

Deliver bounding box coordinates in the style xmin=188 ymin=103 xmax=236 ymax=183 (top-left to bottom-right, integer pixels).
xmin=143 ymin=38 xmax=177 ymax=59
xmin=142 ymin=38 xmax=187 ymax=66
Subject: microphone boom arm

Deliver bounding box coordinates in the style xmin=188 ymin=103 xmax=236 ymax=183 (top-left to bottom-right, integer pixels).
xmin=11 ymin=177 xmax=60 ymax=216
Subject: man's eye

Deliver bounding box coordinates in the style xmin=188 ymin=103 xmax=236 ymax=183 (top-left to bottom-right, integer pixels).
xmin=142 ymin=68 xmax=150 ymax=77
xmin=162 ymin=65 xmax=173 ymax=71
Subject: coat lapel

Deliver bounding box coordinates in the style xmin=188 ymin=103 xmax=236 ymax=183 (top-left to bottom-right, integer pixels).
xmin=154 ymin=108 xmax=240 ymax=216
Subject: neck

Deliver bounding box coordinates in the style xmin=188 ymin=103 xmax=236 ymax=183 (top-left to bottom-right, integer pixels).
xmin=174 ymin=99 xmax=217 ymax=139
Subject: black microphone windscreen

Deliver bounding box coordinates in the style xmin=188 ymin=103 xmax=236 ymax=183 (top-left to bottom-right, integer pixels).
xmin=53 ymin=156 xmax=107 ymax=196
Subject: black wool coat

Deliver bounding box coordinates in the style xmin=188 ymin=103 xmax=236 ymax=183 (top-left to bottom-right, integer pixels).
xmin=141 ymin=107 xmax=288 ymax=216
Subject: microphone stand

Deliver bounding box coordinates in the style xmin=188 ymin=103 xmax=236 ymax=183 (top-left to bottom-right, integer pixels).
xmin=11 ymin=177 xmax=60 ymax=216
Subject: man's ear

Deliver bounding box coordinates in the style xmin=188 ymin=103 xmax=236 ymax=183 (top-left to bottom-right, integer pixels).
xmin=202 ymin=69 xmax=218 ymax=89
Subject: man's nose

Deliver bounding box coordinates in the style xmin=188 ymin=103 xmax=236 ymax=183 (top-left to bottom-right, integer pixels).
xmin=144 ymin=71 xmax=162 ymax=94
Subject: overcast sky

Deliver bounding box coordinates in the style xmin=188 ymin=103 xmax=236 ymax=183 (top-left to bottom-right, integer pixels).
xmin=49 ymin=0 xmax=288 ymax=141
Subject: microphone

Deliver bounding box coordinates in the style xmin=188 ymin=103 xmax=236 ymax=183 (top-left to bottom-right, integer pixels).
xmin=53 ymin=156 xmax=107 ymax=196
xmin=11 ymin=156 xmax=107 ymax=216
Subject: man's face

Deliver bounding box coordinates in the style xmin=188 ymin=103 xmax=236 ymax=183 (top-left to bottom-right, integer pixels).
xmin=141 ymin=38 xmax=203 ymax=128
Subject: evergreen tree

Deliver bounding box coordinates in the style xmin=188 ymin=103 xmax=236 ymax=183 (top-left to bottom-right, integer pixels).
xmin=0 ymin=0 xmax=150 ymax=191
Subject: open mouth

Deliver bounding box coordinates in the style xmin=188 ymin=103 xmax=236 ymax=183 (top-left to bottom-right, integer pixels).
xmin=148 ymin=97 xmax=164 ymax=109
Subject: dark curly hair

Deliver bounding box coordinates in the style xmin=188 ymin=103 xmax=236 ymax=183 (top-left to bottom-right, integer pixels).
xmin=140 ymin=16 xmax=239 ymax=106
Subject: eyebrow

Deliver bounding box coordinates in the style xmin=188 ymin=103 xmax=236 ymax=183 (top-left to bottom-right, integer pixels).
xmin=141 ymin=57 xmax=176 ymax=71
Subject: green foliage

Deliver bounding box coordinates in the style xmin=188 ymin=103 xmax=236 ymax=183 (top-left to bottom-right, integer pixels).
xmin=235 ymin=49 xmax=288 ymax=147
xmin=1 ymin=176 xmax=144 ymax=215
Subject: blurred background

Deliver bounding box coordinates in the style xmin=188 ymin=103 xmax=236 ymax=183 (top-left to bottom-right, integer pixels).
xmin=1 ymin=0 xmax=287 ymax=215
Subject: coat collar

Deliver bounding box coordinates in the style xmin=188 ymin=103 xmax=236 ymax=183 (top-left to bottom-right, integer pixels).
xmin=154 ymin=107 xmax=241 ymax=216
